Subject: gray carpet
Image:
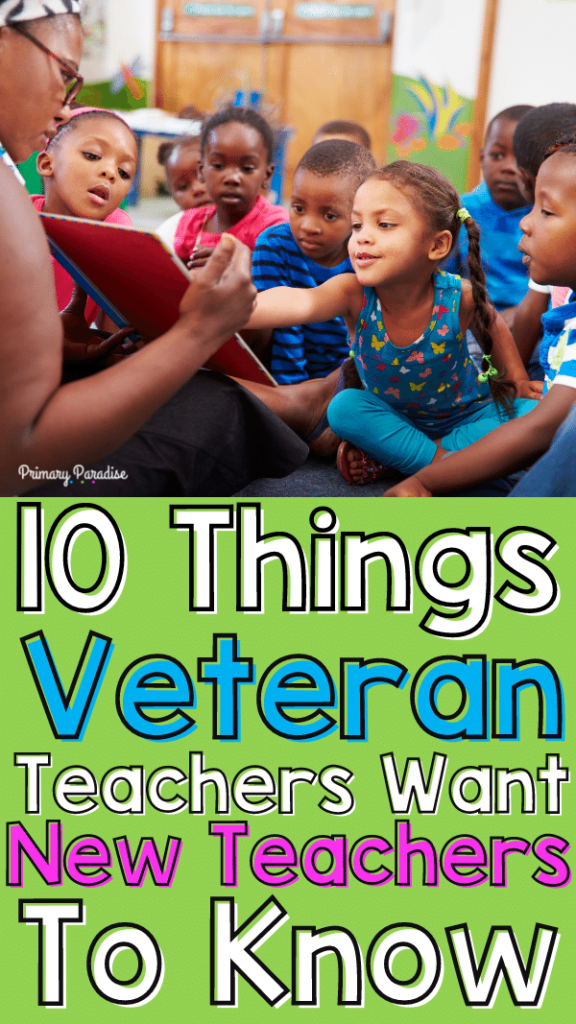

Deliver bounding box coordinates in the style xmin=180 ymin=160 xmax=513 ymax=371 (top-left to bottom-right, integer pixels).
xmin=236 ymin=453 xmax=516 ymax=497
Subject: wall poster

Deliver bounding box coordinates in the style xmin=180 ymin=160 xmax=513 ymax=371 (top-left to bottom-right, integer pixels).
xmin=1 ymin=496 xmax=573 ymax=1021
xmin=388 ymin=0 xmax=486 ymax=191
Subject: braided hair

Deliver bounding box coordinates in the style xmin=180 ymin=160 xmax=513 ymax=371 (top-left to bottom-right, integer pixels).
xmin=367 ymin=161 xmax=514 ymax=416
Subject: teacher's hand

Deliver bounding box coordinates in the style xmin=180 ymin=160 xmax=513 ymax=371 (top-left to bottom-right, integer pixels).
xmin=179 ymin=234 xmax=256 ymax=350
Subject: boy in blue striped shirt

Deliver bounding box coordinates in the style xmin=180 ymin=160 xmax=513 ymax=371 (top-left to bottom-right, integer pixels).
xmin=252 ymin=140 xmax=376 ymax=383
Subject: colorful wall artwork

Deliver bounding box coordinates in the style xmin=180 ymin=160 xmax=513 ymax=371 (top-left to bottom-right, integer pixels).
xmin=387 ymin=73 xmax=474 ymax=193
xmin=78 ymin=67 xmax=151 ymax=114
xmin=388 ymin=0 xmax=485 ymax=193
xmin=79 ymin=0 xmax=151 ymax=110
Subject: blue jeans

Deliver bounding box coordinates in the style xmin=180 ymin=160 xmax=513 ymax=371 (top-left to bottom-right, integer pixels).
xmin=510 ymin=402 xmax=576 ymax=496
xmin=327 ymin=389 xmax=538 ymax=477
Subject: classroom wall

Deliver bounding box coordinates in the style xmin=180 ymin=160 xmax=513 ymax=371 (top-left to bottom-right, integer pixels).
xmin=62 ymin=0 xmax=574 ymax=201
xmin=392 ymin=0 xmax=485 ymax=100
xmin=77 ymin=0 xmax=156 ymax=137
xmin=487 ymin=0 xmax=576 ymax=120
xmin=81 ymin=0 xmax=157 ymax=84
xmin=388 ymin=0 xmax=485 ymax=190
xmin=104 ymin=0 xmax=157 ymax=80
xmin=388 ymin=0 xmax=576 ymax=189
xmin=80 ymin=1 xmax=576 ymax=121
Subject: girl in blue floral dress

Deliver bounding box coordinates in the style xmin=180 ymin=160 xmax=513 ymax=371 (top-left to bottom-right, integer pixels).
xmin=247 ymin=161 xmax=542 ymax=482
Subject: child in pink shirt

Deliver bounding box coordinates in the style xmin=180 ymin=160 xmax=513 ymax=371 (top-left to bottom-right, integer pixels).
xmin=159 ymin=107 xmax=288 ymax=265
xmin=33 ymin=106 xmax=137 ymax=328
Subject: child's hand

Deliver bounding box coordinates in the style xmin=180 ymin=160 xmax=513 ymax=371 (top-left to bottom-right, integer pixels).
xmin=383 ymin=476 xmax=432 ymax=497
xmin=511 ymin=377 xmax=544 ymax=401
xmin=60 ymin=283 xmax=136 ymax=363
xmin=63 ymin=326 xmax=137 ymax=363
xmin=187 ymin=246 xmax=216 ymax=271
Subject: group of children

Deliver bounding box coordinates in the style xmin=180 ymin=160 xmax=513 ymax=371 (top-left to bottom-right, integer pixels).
xmin=37 ymin=100 xmax=576 ymax=496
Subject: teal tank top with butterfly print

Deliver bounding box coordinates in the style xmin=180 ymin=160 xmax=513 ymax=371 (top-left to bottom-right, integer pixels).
xmin=352 ymin=270 xmax=491 ymax=433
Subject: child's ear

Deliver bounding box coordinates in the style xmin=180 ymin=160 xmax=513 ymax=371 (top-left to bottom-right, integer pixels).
xmin=428 ymin=229 xmax=453 ymax=263
xmin=263 ymin=162 xmax=275 ymax=188
xmin=197 ymin=159 xmax=205 ymax=183
xmin=516 ymin=166 xmax=535 ymax=204
xmin=36 ymin=151 xmax=55 ymax=179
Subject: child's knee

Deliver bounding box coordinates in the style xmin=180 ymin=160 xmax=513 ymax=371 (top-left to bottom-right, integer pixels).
xmin=327 ymin=388 xmax=366 ymax=435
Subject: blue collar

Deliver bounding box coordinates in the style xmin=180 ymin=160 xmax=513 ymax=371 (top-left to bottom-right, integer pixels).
xmin=541 ymin=295 xmax=576 ymax=331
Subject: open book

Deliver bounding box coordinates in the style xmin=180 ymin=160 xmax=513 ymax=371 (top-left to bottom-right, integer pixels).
xmin=40 ymin=212 xmax=276 ymax=387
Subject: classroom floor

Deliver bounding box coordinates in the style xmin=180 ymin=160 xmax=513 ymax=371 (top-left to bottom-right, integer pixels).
xmin=235 ymin=455 xmax=517 ymax=497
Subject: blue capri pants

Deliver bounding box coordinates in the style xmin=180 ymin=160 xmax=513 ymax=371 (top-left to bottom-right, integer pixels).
xmin=327 ymin=389 xmax=539 ymax=477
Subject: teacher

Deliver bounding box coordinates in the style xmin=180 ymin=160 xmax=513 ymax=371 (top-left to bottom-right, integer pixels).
xmin=0 ymin=0 xmax=317 ymax=496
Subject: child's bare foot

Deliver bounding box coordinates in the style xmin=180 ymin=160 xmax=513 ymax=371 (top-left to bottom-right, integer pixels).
xmin=233 ymin=359 xmax=363 ymax=457
xmin=307 ymin=424 xmax=340 ymax=457
xmin=276 ymin=370 xmax=342 ymax=457
xmin=304 ymin=359 xmax=363 ymax=457
xmin=336 ymin=441 xmax=389 ymax=485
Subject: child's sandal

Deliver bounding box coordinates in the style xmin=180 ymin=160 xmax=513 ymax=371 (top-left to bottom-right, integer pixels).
xmin=336 ymin=441 xmax=388 ymax=486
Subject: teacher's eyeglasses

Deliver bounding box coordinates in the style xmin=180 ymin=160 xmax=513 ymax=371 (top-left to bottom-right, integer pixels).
xmin=13 ymin=24 xmax=84 ymax=106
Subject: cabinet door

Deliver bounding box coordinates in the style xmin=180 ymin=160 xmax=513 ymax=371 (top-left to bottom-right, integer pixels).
xmin=155 ymin=0 xmax=396 ymax=192
xmin=156 ymin=0 xmax=270 ymax=113
xmin=272 ymin=0 xmax=394 ymax=183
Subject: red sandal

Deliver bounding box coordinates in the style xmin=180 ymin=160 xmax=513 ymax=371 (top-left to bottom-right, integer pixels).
xmin=336 ymin=441 xmax=388 ymax=485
